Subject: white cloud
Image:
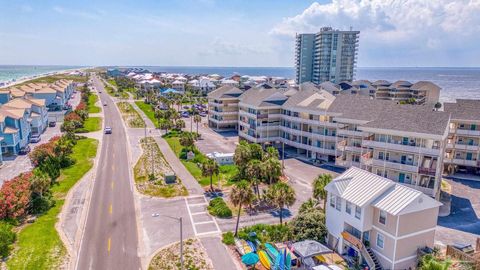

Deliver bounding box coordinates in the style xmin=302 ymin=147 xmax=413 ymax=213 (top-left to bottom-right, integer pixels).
xmin=270 ymin=0 xmax=480 ymax=66
xmin=52 ymin=5 xmax=101 ymax=20
xmin=200 ymin=37 xmax=270 ymax=56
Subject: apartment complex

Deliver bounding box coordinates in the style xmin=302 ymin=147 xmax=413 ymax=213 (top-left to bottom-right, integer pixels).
xmin=444 ymin=99 xmax=480 ymax=175
xmin=325 ymin=167 xmax=441 ymax=270
xmin=317 ymin=80 xmax=441 ymax=105
xmin=207 ymin=85 xmax=243 ymax=130
xmin=295 ymin=27 xmax=360 ymax=85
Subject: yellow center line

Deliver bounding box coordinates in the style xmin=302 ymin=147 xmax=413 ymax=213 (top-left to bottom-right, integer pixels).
xmin=109 ymin=203 xmax=112 ymax=214
xmin=111 ymin=180 xmax=114 ymax=189
xmin=108 ymin=238 xmax=111 ymax=254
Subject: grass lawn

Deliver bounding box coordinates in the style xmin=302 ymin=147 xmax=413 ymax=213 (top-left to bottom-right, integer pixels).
xmin=88 ymin=94 xmax=101 ymax=113
xmin=83 ymin=117 xmax=102 ymax=132
xmin=164 ymin=136 xmax=237 ymax=187
xmin=19 ymin=74 xmax=87 ymax=85
xmin=117 ymin=102 xmax=145 ymax=128
xmin=7 ymin=138 xmax=98 ymax=270
xmin=135 ymin=101 xmax=158 ymax=128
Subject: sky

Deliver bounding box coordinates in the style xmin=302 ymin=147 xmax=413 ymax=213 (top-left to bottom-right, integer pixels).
xmin=1 ymin=0 xmax=480 ymax=67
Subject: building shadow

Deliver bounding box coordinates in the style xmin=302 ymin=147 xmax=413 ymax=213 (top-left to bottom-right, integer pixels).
xmin=269 ymin=208 xmax=293 ymax=219
xmin=438 ymin=193 xmax=480 ymax=235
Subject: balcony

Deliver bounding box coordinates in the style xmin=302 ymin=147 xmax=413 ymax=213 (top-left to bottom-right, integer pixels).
xmin=371 ymin=158 xmax=419 ymax=173
xmin=208 ymin=101 xmax=223 ymax=106
xmin=448 ymin=143 xmax=480 ymax=151
xmin=209 ymin=118 xmax=237 ymax=124
xmin=239 ymin=132 xmax=279 ymax=144
xmin=209 ymin=110 xmax=238 ymax=116
xmin=362 ymin=140 xmax=441 ymax=156
xmin=279 ymin=126 xmax=337 ymax=142
xmin=419 ymin=167 xmax=436 ymax=176
xmin=281 ymin=114 xmax=341 ymax=128
xmin=337 ymin=129 xmax=367 ymax=137
xmin=456 ymin=129 xmax=480 ymax=136
xmin=444 ymin=158 xmax=479 ymax=167
xmin=402 ymin=183 xmax=434 ymax=197
xmin=281 ymin=138 xmax=336 ymax=155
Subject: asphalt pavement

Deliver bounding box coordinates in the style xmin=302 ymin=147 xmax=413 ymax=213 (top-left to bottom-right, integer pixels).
xmin=76 ymin=75 xmax=140 ymax=270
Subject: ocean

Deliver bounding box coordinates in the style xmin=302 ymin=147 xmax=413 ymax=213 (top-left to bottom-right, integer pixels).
xmin=1 ymin=65 xmax=480 ymax=102
xmin=0 ymin=65 xmax=83 ymax=84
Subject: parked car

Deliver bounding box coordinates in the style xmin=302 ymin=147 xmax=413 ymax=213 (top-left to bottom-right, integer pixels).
xmin=49 ymin=121 xmax=57 ymax=127
xmin=104 ymin=126 xmax=112 ymax=134
xmin=103 ymin=102 xmax=108 ymax=106
xmin=199 ymin=111 xmax=207 ymax=117
xmin=29 ymin=134 xmax=41 ymax=143
xmin=181 ymin=112 xmax=190 ymax=118
xmin=18 ymin=145 xmax=31 ymax=155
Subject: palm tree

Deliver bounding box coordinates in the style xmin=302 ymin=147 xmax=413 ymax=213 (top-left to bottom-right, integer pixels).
xmin=419 ymin=254 xmax=451 ymax=270
xmin=179 ymin=132 xmax=195 ymax=150
xmin=230 ymin=180 xmax=254 ymax=236
xmin=201 ymin=158 xmax=219 ymax=191
xmin=233 ymin=141 xmax=251 ymax=177
xmin=263 ymin=158 xmax=282 ymax=184
xmin=265 ymin=182 xmax=296 ymax=224
xmin=313 ymin=174 xmax=333 ymax=212
xmin=246 ymin=160 xmax=264 ymax=197
xmin=264 ymin=146 xmax=279 ymax=160
xmin=193 ymin=115 xmax=202 ymax=135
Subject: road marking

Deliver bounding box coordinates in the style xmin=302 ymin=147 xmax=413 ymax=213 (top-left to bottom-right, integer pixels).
xmin=108 ymin=238 xmax=111 ymax=254
xmin=112 ymin=164 xmax=115 ymax=171
xmin=193 ymin=220 xmax=215 ymax=225
xmin=109 ymin=204 xmax=112 ymax=214
xmin=188 ymin=202 xmax=208 ymax=207
xmin=111 ymin=181 xmax=114 ymax=189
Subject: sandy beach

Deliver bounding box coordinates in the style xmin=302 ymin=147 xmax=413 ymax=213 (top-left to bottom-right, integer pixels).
xmin=0 ymin=67 xmax=91 ymax=89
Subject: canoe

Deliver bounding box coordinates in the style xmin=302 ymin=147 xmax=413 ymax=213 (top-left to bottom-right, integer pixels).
xmin=234 ymin=238 xmax=245 ymax=255
xmin=258 ymin=250 xmax=272 ymax=269
xmin=247 ymin=240 xmax=256 ymax=253
xmin=265 ymin=243 xmax=279 ymax=261
xmin=241 ymin=240 xmax=252 ymax=254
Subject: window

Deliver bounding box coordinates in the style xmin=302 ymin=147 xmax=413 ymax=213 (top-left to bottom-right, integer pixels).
xmin=346 ymin=201 xmax=352 ymax=214
xmin=355 ymin=205 xmax=362 ymax=219
xmin=379 ymin=210 xmax=387 ymax=225
xmin=335 ymin=196 xmax=342 ymax=211
xmin=376 ymin=233 xmax=385 ymax=249
xmin=329 ymin=193 xmax=335 ymax=208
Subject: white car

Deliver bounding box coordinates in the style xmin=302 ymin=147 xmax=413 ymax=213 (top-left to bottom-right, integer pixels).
xmin=104 ymin=126 xmax=112 ymax=134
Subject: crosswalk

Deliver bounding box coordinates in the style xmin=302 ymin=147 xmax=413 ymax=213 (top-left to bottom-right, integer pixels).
xmin=185 ymin=196 xmax=222 ymax=237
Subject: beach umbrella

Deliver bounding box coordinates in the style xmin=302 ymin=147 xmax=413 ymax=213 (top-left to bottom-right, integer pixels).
xmin=241 ymin=252 xmax=259 ymax=266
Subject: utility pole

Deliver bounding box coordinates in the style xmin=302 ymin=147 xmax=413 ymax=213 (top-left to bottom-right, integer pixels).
xmin=180 ymin=217 xmax=183 ymax=270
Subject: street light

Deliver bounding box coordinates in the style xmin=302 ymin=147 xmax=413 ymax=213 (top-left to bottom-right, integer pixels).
xmin=162 ymin=215 xmax=183 ymax=270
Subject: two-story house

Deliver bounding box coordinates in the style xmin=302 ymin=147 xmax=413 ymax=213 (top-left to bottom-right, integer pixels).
xmin=0 ymin=107 xmax=31 ymax=155
xmin=3 ymin=98 xmax=48 ymax=135
xmin=325 ymin=167 xmax=442 ymax=270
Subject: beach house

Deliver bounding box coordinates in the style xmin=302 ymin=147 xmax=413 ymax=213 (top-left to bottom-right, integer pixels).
xmin=0 ymin=107 xmax=31 ymax=156
xmin=325 ymin=167 xmax=441 ymax=270
xmin=3 ymin=98 xmax=48 ymax=135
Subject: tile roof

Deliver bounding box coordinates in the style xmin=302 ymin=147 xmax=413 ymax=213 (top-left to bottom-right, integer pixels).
xmin=0 ymin=107 xmax=26 ymax=119
xmin=283 ymin=88 xmax=334 ymax=111
xmin=35 ymin=87 xmax=57 ymax=94
xmin=3 ymin=98 xmax=33 ymax=110
xmin=444 ymin=99 xmax=480 ymax=121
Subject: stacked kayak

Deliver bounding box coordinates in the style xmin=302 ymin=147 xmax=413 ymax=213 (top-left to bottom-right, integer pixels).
xmin=264 ymin=243 xmax=293 ymax=270
xmin=234 ymin=238 xmax=253 ymax=256
xmin=258 ymin=250 xmax=272 ymax=269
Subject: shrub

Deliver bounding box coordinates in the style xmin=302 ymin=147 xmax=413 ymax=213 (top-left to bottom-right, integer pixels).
xmin=0 ymin=173 xmax=32 ymax=220
xmin=207 ymin=198 xmax=232 ymax=218
xmin=290 ymin=207 xmax=327 ymax=243
xmin=238 ymin=223 xmax=292 ymax=243
xmin=222 ymin=232 xmax=235 ymax=245
xmin=0 ymin=222 xmax=16 ymax=258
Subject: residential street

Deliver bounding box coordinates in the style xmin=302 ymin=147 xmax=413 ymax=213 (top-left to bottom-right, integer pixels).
xmin=76 ymin=75 xmax=140 ymax=270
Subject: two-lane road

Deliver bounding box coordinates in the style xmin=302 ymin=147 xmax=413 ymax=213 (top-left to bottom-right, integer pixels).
xmin=76 ymin=75 xmax=140 ymax=269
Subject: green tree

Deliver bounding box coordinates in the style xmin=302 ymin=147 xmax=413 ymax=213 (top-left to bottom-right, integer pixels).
xmin=175 ymin=119 xmax=185 ymax=130
xmin=230 ymin=180 xmax=254 ymax=236
xmin=419 ymin=254 xmax=451 ymax=270
xmin=265 ymin=182 xmax=296 ymax=224
xmin=246 ymin=160 xmax=264 ymax=197
xmin=298 ymin=198 xmax=319 ymax=214
xmin=249 ymin=143 xmax=264 ymax=160
xmin=201 ymin=159 xmax=219 ymax=191
xmin=158 ymin=118 xmax=173 ymax=133
xmin=233 ymin=141 xmax=251 ymax=178
xmin=313 ymin=174 xmax=332 ymax=212
xmin=193 ymin=114 xmax=202 ymax=134
xmin=290 ymin=207 xmax=327 ymax=243
xmin=0 ymin=222 xmax=16 ymax=259
xmin=264 ymin=146 xmax=279 ymax=160
xmin=263 ymin=158 xmax=282 ymax=184
xmin=179 ymin=132 xmax=195 ymax=150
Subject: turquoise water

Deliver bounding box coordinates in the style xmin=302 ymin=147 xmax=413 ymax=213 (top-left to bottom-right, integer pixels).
xmin=0 ymin=65 xmax=83 ymax=83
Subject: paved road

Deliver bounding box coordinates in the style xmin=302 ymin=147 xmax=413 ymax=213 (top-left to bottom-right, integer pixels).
xmin=76 ymin=75 xmax=140 ymax=270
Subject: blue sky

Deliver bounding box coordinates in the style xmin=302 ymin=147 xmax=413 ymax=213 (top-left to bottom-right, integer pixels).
xmin=1 ymin=0 xmax=479 ymax=67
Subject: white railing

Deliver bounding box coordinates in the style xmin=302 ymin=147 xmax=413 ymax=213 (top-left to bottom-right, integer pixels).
xmin=281 ymin=115 xmax=340 ymax=128
xmin=209 ymin=110 xmax=238 ymax=116
xmin=371 ymin=158 xmax=419 ymax=173
xmin=337 ymin=129 xmax=368 ymax=137
xmin=444 ymin=158 xmax=479 ymax=167
xmin=456 ymin=129 xmax=480 ymax=136
xmin=209 ymin=118 xmax=237 ymax=124
xmin=280 ymin=139 xmax=336 ymax=155
xmin=279 ymin=126 xmax=337 ymax=142
xmin=362 ymin=140 xmax=441 ymax=156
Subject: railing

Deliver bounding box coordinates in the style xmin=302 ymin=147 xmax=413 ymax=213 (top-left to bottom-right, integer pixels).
xmin=419 ymin=167 xmax=436 ymax=176
xmin=446 ymin=245 xmax=480 ymax=269
xmin=341 ymin=231 xmax=377 ymax=270
xmin=362 ymin=140 xmax=441 ymax=156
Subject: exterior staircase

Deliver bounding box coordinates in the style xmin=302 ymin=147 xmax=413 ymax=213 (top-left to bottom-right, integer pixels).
xmin=366 ymin=247 xmax=383 ymax=270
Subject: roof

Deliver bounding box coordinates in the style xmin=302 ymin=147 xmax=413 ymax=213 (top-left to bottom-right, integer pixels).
xmin=239 ymin=87 xmax=288 ymax=107
xmin=391 ymin=80 xmax=413 ymax=88
xmin=410 ymin=81 xmax=441 ymax=92
xmin=444 ymin=99 xmax=480 ymax=121
xmin=329 ymin=95 xmax=399 ymax=121
xmin=18 ymin=85 xmax=36 ymax=93
xmin=26 ymin=98 xmax=46 ymax=106
xmin=327 ymin=167 xmax=442 ymax=215
xmin=9 ymin=89 xmax=26 ymax=98
xmin=4 ymin=98 xmax=33 ymax=110
xmin=326 ymin=167 xmax=394 ymax=207
xmin=35 ymin=87 xmax=57 ymax=94
xmin=372 ymin=80 xmax=391 ymax=86
xmin=0 ymin=107 xmax=26 ymax=119
xmin=283 ymin=88 xmax=335 ymax=112
xmin=3 ymin=126 xmax=18 ymax=134
xmin=361 ymin=105 xmax=450 ymax=136
xmin=292 ymin=240 xmax=332 ymax=258
xmin=207 ymin=85 xmax=243 ymax=99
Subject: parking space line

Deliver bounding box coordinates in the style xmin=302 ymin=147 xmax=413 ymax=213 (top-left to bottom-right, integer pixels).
xmin=193 ymin=220 xmax=215 ymax=225
xmin=184 ymin=197 xmax=198 ymax=236
xmin=188 ymin=202 xmax=208 ymax=207
xmin=191 ymin=212 xmax=206 ymax=216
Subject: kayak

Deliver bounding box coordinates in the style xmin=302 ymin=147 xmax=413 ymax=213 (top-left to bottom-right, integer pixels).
xmin=258 ymin=250 xmax=272 ymax=269
xmin=265 ymin=243 xmax=279 ymax=261
xmin=247 ymin=240 xmax=256 ymax=253
xmin=234 ymin=238 xmax=245 ymax=255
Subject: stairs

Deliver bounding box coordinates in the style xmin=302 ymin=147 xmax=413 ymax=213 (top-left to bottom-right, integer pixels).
xmin=366 ymin=247 xmax=383 ymax=270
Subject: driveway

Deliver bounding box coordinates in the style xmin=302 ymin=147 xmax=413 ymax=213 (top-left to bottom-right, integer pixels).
xmin=436 ymin=178 xmax=480 ymax=247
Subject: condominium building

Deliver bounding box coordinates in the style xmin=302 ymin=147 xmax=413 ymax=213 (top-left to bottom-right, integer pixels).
xmin=318 ymin=80 xmax=441 ymax=105
xmin=444 ymin=99 xmax=480 ymax=175
xmin=325 ymin=167 xmax=441 ymax=270
xmin=295 ymin=27 xmax=360 ymax=85
xmin=207 ymin=85 xmax=243 ymax=130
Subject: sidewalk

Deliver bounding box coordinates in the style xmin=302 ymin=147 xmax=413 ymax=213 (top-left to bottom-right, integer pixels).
xmin=200 ymin=237 xmax=242 ymax=270
xmin=130 ymin=101 xmax=204 ymax=195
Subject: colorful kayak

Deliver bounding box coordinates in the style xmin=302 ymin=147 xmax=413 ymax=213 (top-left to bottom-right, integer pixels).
xmin=234 ymin=238 xmax=252 ymax=255
xmin=247 ymin=240 xmax=256 ymax=252
xmin=258 ymin=250 xmax=272 ymax=269
xmin=285 ymin=252 xmax=291 ymax=270
xmin=265 ymin=243 xmax=279 ymax=261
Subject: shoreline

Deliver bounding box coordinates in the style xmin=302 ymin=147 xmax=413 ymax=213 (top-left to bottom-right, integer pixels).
xmin=0 ymin=67 xmax=92 ymax=89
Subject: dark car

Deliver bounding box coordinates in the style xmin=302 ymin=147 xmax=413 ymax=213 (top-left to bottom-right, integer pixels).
xmin=49 ymin=121 xmax=57 ymax=127
xmin=29 ymin=134 xmax=41 ymax=143
xmin=181 ymin=112 xmax=190 ymax=118
xmin=199 ymin=111 xmax=207 ymax=117
xmin=18 ymin=145 xmax=31 ymax=155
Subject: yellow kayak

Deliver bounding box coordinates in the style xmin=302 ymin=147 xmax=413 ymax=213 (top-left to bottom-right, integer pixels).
xmin=258 ymin=250 xmax=271 ymax=269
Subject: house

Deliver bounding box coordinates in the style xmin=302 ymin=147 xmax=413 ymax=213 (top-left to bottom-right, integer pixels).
xmin=0 ymin=89 xmax=11 ymax=104
xmin=3 ymin=98 xmax=48 ymax=135
xmin=221 ymin=79 xmax=240 ymax=87
xmin=206 ymin=152 xmax=234 ymax=165
xmin=0 ymin=107 xmax=31 ymax=155
xmin=325 ymin=167 xmax=442 ymax=270
xmin=443 ymin=99 xmax=480 ymax=175
xmin=171 ymin=80 xmax=185 ymax=92
xmin=207 ymin=85 xmax=243 ymax=130
xmin=190 ymin=78 xmax=216 ymax=94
